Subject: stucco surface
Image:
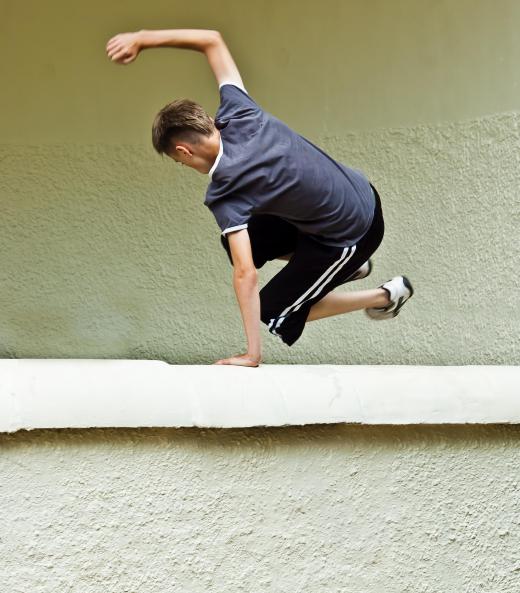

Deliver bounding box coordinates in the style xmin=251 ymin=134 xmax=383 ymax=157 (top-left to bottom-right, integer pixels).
xmin=1 ymin=3 xmax=519 ymax=591
xmin=1 ymin=425 xmax=520 ymax=592
xmin=1 ymin=0 xmax=519 ymax=363
xmin=1 ymin=111 xmax=519 ymax=363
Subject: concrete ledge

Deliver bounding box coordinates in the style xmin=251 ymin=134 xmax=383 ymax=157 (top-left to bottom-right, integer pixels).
xmin=1 ymin=360 xmax=519 ymax=432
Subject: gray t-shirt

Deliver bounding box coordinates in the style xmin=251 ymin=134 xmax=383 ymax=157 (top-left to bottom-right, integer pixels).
xmin=204 ymin=83 xmax=375 ymax=248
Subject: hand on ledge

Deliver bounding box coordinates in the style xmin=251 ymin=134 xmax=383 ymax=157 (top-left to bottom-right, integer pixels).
xmin=213 ymin=352 xmax=262 ymax=367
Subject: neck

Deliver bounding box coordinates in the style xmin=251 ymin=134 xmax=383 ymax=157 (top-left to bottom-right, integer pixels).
xmin=205 ymin=129 xmax=222 ymax=175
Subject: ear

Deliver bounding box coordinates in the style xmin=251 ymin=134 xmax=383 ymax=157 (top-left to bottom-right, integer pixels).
xmin=174 ymin=143 xmax=193 ymax=158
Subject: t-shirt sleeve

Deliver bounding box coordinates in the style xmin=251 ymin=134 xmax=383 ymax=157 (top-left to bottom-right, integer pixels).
xmin=208 ymin=195 xmax=253 ymax=235
xmin=214 ymin=83 xmax=263 ymax=129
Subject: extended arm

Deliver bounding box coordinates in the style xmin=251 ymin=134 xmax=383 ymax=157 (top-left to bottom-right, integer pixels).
xmin=215 ymin=229 xmax=262 ymax=366
xmin=106 ymin=28 xmax=246 ymax=90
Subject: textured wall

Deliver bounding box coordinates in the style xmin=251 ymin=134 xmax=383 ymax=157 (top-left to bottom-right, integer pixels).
xmin=2 ymin=425 xmax=520 ymax=593
xmin=1 ymin=111 xmax=519 ymax=363
xmin=2 ymin=5 xmax=519 ymax=589
xmin=1 ymin=0 xmax=520 ymax=363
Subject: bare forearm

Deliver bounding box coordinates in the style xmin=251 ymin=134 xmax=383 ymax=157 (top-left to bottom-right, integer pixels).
xmin=233 ymin=273 xmax=262 ymax=358
xmin=137 ymin=28 xmax=221 ymax=53
xmin=107 ymin=27 xmax=243 ymax=88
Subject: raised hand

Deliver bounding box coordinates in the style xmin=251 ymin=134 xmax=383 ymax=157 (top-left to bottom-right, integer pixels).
xmin=106 ymin=31 xmax=142 ymax=65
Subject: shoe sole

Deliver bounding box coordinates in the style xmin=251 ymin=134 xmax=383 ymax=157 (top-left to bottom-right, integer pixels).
xmin=402 ymin=275 xmax=414 ymax=299
xmin=392 ymin=276 xmax=414 ymax=317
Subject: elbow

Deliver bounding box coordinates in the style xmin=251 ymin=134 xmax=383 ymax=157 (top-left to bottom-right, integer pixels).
xmin=233 ymin=267 xmax=258 ymax=283
xmin=206 ymin=29 xmax=223 ymax=48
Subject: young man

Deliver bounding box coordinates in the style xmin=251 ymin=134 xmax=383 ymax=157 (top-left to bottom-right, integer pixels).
xmin=106 ymin=28 xmax=414 ymax=368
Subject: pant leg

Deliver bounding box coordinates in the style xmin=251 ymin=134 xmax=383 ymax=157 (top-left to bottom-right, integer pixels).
xmin=260 ymin=185 xmax=385 ymax=347
xmin=259 ymin=236 xmax=357 ymax=346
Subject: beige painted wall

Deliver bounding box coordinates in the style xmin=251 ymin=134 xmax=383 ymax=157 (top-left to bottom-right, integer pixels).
xmin=1 ymin=0 xmax=519 ymax=363
xmin=2 ymin=425 xmax=520 ymax=592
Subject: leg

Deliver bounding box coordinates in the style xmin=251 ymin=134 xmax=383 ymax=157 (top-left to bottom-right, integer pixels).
xmin=260 ymin=240 xmax=364 ymax=346
xmin=306 ymin=184 xmax=390 ymax=324
xmin=262 ymin=183 xmax=387 ymax=346
xmin=306 ymin=287 xmax=390 ymax=322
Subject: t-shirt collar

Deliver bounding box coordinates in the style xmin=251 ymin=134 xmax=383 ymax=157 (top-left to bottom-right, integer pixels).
xmin=208 ymin=136 xmax=224 ymax=181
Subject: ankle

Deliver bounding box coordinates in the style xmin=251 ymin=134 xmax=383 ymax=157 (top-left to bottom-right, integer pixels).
xmin=375 ymin=287 xmax=391 ymax=307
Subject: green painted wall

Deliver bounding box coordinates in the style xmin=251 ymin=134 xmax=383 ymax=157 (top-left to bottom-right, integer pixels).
xmin=1 ymin=0 xmax=519 ymax=363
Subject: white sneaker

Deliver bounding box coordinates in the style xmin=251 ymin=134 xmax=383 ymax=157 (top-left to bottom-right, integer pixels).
xmin=365 ymin=276 xmax=414 ymax=320
xmin=348 ymin=258 xmax=373 ymax=282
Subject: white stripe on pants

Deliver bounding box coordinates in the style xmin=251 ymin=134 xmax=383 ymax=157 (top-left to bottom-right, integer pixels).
xmin=268 ymin=245 xmax=356 ymax=336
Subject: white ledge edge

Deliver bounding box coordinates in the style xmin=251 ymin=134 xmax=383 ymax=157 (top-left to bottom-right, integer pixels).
xmin=1 ymin=360 xmax=519 ymax=432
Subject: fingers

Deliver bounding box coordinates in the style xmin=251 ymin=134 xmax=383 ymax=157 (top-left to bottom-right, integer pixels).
xmin=106 ymin=44 xmax=126 ymax=61
xmin=107 ymin=48 xmax=134 ymax=64
xmin=105 ymin=34 xmax=135 ymax=64
xmin=213 ymin=358 xmax=259 ymax=367
xmin=213 ymin=352 xmax=261 ymax=366
xmin=106 ymin=37 xmax=121 ymax=55
xmin=106 ymin=33 xmax=125 ymax=49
